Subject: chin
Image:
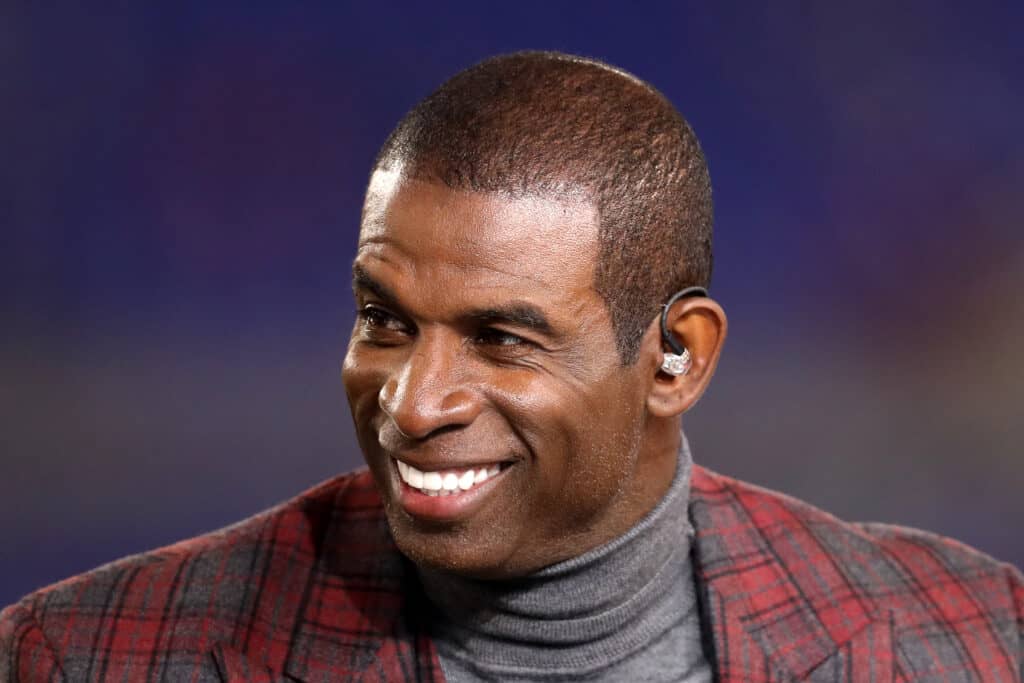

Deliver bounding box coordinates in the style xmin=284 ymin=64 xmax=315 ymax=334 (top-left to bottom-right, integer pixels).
xmin=387 ymin=516 xmax=521 ymax=580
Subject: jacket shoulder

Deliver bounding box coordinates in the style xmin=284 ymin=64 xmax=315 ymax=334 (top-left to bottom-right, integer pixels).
xmin=693 ymin=465 xmax=1020 ymax=603
xmin=0 ymin=468 xmax=387 ymax=680
xmin=691 ymin=465 xmax=1022 ymax=676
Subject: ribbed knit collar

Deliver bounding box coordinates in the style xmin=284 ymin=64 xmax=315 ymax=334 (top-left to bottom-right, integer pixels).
xmin=416 ymin=439 xmax=696 ymax=679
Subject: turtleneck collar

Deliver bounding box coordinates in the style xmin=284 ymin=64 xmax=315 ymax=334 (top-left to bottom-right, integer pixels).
xmin=416 ymin=438 xmax=698 ymax=679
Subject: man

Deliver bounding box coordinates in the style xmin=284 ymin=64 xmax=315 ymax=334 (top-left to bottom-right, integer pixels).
xmin=2 ymin=51 xmax=1021 ymax=682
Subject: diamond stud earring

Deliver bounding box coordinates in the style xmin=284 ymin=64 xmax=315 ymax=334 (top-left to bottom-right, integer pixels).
xmin=661 ymin=349 xmax=692 ymax=376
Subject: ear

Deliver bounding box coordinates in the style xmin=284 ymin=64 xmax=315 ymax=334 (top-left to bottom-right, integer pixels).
xmin=644 ymin=295 xmax=727 ymax=418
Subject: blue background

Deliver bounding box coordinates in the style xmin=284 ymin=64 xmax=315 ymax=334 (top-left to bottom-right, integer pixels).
xmin=3 ymin=2 xmax=1023 ymax=606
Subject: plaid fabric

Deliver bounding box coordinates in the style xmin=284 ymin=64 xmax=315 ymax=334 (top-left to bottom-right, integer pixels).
xmin=2 ymin=465 xmax=1021 ymax=682
xmin=691 ymin=468 xmax=1023 ymax=682
xmin=0 ymin=473 xmax=442 ymax=683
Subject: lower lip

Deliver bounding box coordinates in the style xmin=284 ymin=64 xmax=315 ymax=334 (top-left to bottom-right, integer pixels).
xmin=397 ymin=465 xmax=510 ymax=522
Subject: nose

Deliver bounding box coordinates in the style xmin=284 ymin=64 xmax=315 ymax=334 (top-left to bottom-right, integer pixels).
xmin=378 ymin=332 xmax=483 ymax=440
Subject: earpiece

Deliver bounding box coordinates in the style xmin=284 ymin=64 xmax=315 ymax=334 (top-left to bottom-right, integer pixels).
xmin=659 ymin=286 xmax=708 ymax=376
xmin=660 ymin=349 xmax=692 ymax=376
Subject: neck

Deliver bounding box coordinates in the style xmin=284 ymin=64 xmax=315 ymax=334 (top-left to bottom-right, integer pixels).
xmin=416 ymin=435 xmax=696 ymax=679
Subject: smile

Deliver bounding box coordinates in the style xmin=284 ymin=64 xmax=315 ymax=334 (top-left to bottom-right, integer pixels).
xmin=395 ymin=458 xmax=503 ymax=496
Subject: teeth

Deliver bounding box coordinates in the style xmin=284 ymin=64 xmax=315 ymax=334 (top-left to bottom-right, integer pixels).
xmin=395 ymin=459 xmax=505 ymax=495
xmin=408 ymin=467 xmax=423 ymax=488
xmin=423 ymin=471 xmax=443 ymax=491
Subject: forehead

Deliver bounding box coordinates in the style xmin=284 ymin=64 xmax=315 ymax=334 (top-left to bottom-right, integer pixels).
xmin=358 ymin=173 xmax=601 ymax=302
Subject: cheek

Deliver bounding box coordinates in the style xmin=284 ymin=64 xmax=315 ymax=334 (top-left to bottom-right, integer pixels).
xmin=341 ymin=345 xmax=389 ymax=424
xmin=566 ymin=380 xmax=645 ymax=477
xmin=497 ymin=371 xmax=640 ymax=488
xmin=341 ymin=348 xmax=397 ymax=491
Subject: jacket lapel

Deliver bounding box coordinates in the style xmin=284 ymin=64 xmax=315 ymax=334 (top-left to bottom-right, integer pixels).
xmin=690 ymin=465 xmax=895 ymax=682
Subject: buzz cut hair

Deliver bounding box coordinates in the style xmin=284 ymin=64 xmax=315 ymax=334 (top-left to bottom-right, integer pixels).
xmin=372 ymin=50 xmax=713 ymax=364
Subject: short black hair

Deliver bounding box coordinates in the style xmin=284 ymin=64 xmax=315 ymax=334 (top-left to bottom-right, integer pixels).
xmin=372 ymin=51 xmax=713 ymax=363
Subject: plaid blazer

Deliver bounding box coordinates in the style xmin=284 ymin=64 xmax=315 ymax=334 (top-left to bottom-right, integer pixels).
xmin=3 ymin=466 xmax=1022 ymax=682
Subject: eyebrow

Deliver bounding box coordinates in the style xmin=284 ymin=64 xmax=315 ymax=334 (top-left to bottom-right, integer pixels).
xmin=352 ymin=265 xmax=401 ymax=308
xmin=465 ymin=304 xmax=555 ymax=337
xmin=352 ymin=264 xmax=557 ymax=338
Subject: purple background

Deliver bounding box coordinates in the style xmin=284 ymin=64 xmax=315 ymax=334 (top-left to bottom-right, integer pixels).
xmin=3 ymin=2 xmax=1022 ymax=606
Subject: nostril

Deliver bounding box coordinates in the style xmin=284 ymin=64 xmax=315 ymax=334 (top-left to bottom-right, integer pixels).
xmin=423 ymin=423 xmax=464 ymax=440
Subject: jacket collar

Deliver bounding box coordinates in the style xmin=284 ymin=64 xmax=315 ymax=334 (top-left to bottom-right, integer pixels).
xmin=689 ymin=465 xmax=895 ymax=682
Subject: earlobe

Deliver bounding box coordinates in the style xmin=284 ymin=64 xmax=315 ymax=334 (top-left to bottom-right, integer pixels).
xmin=644 ymin=295 xmax=727 ymax=418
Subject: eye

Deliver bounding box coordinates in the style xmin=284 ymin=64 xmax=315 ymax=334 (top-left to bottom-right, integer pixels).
xmin=357 ymin=305 xmax=411 ymax=340
xmin=474 ymin=327 xmax=532 ymax=355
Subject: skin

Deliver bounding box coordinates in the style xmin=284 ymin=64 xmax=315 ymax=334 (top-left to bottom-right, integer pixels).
xmin=342 ymin=172 xmax=727 ymax=579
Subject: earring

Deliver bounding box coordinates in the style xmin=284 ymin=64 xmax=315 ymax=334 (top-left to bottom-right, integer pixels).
xmin=661 ymin=348 xmax=692 ymax=376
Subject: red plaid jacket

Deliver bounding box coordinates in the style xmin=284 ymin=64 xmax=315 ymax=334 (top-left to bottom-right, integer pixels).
xmin=3 ymin=466 xmax=1022 ymax=682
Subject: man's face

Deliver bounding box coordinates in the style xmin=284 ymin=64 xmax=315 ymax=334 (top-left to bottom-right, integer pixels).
xmin=342 ymin=174 xmax=659 ymax=578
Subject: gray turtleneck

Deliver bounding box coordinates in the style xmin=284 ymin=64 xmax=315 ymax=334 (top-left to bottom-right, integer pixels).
xmin=417 ymin=440 xmax=712 ymax=682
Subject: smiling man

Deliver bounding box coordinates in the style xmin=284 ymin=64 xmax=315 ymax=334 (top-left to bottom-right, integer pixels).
xmin=3 ymin=51 xmax=1023 ymax=682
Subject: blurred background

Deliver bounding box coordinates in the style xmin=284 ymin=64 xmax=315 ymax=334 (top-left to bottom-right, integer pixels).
xmin=2 ymin=2 xmax=1022 ymax=606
